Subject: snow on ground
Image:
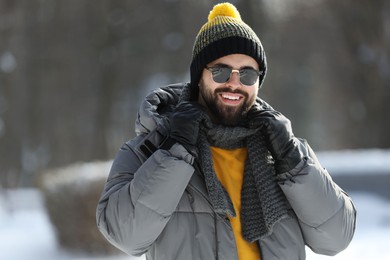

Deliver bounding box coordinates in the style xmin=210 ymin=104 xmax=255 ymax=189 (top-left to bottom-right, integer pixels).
xmin=1 ymin=149 xmax=390 ymax=260
xmin=316 ymin=149 xmax=390 ymax=175
xmin=0 ymin=189 xmax=131 ymax=260
xmin=1 ymin=189 xmax=389 ymax=260
xmin=0 ymin=189 xmax=63 ymax=260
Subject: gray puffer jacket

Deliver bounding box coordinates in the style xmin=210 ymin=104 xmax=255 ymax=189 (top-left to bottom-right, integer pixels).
xmin=96 ymin=83 xmax=356 ymax=260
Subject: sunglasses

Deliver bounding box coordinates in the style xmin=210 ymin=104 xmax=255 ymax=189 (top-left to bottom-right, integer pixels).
xmin=206 ymin=66 xmax=261 ymax=86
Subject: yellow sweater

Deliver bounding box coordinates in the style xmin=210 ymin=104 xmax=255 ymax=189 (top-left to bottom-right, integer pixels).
xmin=210 ymin=146 xmax=261 ymax=260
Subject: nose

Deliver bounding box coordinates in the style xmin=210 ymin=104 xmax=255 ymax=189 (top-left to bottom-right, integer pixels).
xmin=226 ymin=70 xmax=241 ymax=89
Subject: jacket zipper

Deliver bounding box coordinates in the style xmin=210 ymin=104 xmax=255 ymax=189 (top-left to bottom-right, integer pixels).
xmin=214 ymin=211 xmax=219 ymax=260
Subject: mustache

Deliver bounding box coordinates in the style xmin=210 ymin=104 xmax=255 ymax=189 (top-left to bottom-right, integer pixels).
xmin=214 ymin=87 xmax=248 ymax=97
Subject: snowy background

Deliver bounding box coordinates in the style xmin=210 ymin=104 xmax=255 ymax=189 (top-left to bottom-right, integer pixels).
xmin=1 ymin=149 xmax=390 ymax=260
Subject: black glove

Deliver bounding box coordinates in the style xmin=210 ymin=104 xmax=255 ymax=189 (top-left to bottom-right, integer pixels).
xmin=161 ymin=101 xmax=206 ymax=157
xmin=249 ymin=105 xmax=303 ymax=174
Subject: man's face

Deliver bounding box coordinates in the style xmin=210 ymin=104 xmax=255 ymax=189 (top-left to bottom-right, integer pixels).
xmin=198 ymin=54 xmax=260 ymax=126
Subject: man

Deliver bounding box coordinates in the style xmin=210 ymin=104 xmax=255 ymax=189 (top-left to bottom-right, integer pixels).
xmin=96 ymin=3 xmax=356 ymax=259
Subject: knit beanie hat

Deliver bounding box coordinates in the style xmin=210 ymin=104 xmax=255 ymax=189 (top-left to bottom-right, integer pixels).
xmin=190 ymin=2 xmax=267 ymax=89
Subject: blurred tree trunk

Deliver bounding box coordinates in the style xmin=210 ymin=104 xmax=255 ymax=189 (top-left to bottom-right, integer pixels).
xmin=326 ymin=0 xmax=390 ymax=148
xmin=0 ymin=0 xmax=211 ymax=187
xmin=0 ymin=0 xmax=389 ymax=188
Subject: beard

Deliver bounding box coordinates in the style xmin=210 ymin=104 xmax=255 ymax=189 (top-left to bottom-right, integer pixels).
xmin=199 ymin=86 xmax=256 ymax=126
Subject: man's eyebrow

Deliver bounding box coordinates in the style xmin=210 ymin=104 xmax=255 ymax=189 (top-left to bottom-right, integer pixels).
xmin=240 ymin=65 xmax=257 ymax=70
xmin=212 ymin=63 xmax=231 ymax=68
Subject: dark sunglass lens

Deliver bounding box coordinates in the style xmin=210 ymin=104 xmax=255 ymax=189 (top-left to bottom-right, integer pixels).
xmin=240 ymin=69 xmax=258 ymax=85
xmin=211 ymin=67 xmax=231 ymax=83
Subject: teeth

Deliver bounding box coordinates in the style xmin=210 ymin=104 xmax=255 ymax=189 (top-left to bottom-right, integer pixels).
xmin=222 ymin=94 xmax=239 ymax=100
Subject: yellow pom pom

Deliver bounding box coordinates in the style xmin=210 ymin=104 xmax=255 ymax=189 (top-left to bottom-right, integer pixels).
xmin=208 ymin=2 xmax=241 ymax=21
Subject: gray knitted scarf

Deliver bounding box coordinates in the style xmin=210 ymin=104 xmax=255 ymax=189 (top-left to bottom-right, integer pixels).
xmin=180 ymin=84 xmax=290 ymax=242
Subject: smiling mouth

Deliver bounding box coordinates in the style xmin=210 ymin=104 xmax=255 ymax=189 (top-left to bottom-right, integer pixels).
xmin=219 ymin=92 xmax=243 ymax=105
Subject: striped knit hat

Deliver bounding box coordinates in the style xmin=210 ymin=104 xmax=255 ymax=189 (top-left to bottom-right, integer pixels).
xmin=190 ymin=2 xmax=267 ymax=89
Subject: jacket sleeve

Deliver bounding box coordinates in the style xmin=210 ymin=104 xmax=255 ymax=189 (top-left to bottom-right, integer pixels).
xmin=96 ymin=134 xmax=195 ymax=256
xmin=278 ymin=139 xmax=357 ymax=256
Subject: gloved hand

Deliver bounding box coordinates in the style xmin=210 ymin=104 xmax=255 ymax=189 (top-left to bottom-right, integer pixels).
xmin=248 ymin=105 xmax=303 ymax=174
xmin=161 ymin=101 xmax=207 ymax=157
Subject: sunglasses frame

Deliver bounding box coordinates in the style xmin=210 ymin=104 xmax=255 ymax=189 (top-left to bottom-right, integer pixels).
xmin=206 ymin=66 xmax=261 ymax=86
